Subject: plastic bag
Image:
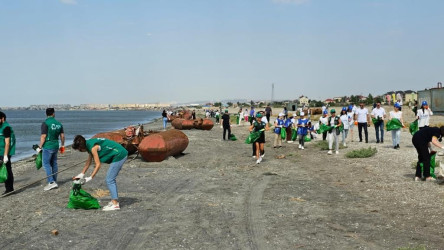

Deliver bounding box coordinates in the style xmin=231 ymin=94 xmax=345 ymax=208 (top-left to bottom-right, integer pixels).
xmin=291 ymin=129 xmax=297 ymax=141
xmin=386 ymin=118 xmax=402 ymax=131
xmin=245 ymin=131 xmax=261 ymax=144
xmin=230 ymin=134 xmax=237 ymax=141
xmin=35 ymin=151 xmax=42 ymax=170
xmin=274 ymin=127 xmax=281 ymax=134
xmin=409 ymin=120 xmax=418 ymax=135
xmin=67 ymin=183 xmax=101 ymax=210
xmin=420 ymin=152 xmax=437 ymax=178
xmin=304 ymin=135 xmax=311 ymax=142
xmin=316 ymin=124 xmax=332 ymax=134
xmin=0 ymin=163 xmax=7 ymax=183
xmin=280 ymin=128 xmax=287 ymax=140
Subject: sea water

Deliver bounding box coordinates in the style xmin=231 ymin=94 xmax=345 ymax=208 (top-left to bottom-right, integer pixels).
xmin=2 ymin=110 xmax=161 ymax=162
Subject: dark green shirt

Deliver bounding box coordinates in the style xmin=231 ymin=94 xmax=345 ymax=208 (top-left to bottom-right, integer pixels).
xmin=0 ymin=121 xmax=15 ymax=156
xmin=42 ymin=117 xmax=64 ymax=150
xmin=86 ymin=138 xmax=128 ymax=164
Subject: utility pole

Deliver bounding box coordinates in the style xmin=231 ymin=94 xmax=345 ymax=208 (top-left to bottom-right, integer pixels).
xmin=271 ymin=83 xmax=274 ymax=105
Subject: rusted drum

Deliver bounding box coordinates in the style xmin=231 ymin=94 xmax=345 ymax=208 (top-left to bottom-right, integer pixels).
xmin=92 ymin=131 xmax=138 ymax=155
xmin=171 ymin=118 xmax=184 ymax=129
xmin=201 ymin=119 xmax=214 ymax=130
xmin=181 ymin=119 xmax=193 ymax=130
xmin=183 ymin=111 xmax=193 ymax=120
xmin=138 ymin=129 xmax=189 ymax=162
xmin=193 ymin=118 xmax=204 ymax=129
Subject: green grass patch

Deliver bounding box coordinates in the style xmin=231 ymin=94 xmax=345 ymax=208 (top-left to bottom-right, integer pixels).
xmin=314 ymin=140 xmax=345 ymax=150
xmin=345 ymin=147 xmax=377 ymax=158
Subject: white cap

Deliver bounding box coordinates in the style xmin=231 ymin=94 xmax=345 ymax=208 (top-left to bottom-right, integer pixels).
xmin=293 ymin=114 xmax=297 ymax=117
xmin=278 ymin=113 xmax=284 ymax=117
xmin=300 ymin=112 xmax=305 ymax=116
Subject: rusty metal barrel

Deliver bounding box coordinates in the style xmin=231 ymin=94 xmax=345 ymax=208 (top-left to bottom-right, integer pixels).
xmin=92 ymin=131 xmax=139 ymax=155
xmin=201 ymin=119 xmax=214 ymax=130
xmin=182 ymin=119 xmax=194 ymax=130
xmin=138 ymin=129 xmax=189 ymax=162
xmin=171 ymin=118 xmax=184 ymax=129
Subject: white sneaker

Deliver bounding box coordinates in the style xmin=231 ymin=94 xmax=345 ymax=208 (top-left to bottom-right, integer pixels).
xmin=252 ymin=155 xmax=256 ymax=159
xmin=260 ymin=154 xmax=265 ymax=158
xmin=102 ymin=201 xmax=120 ymax=211
xmin=256 ymin=157 xmax=262 ymax=164
xmin=287 ymin=141 xmax=293 ymax=143
xmin=44 ymin=182 xmax=58 ymax=191
xmin=327 ymin=150 xmax=332 ymax=155
xmin=343 ymin=143 xmax=346 ymax=147
xmin=301 ymin=146 xmax=304 ymax=150
xmin=298 ymin=144 xmax=302 ymax=149
xmin=335 ymin=151 xmax=339 ymax=155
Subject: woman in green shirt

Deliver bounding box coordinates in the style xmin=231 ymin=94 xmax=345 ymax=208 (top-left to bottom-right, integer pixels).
xmin=72 ymin=135 xmax=128 ymax=211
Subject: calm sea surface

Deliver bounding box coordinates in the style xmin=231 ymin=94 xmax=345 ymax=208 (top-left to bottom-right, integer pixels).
xmin=2 ymin=110 xmax=161 ymax=162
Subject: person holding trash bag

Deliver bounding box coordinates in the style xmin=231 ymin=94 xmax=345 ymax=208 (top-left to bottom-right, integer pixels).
xmin=274 ymin=113 xmax=284 ymax=148
xmin=221 ymin=109 xmax=231 ymax=140
xmin=371 ymin=102 xmax=386 ymax=143
xmin=0 ymin=112 xmax=15 ymax=195
xmin=72 ymin=135 xmax=128 ymax=211
xmin=347 ymin=105 xmax=356 ymax=142
xmin=36 ymin=108 xmax=65 ymax=191
xmin=339 ymin=107 xmax=350 ymax=147
xmin=319 ymin=110 xmax=329 ymax=141
xmin=327 ymin=109 xmax=342 ymax=155
xmin=412 ymin=126 xmax=444 ymax=182
xmin=249 ymin=113 xmax=269 ymax=164
xmin=297 ymin=112 xmax=309 ymax=150
xmin=389 ymin=103 xmax=405 ymax=149
xmin=417 ymin=101 xmax=433 ymax=130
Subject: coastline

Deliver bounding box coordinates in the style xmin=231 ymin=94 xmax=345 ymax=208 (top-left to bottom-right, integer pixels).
xmin=2 ymin=108 xmax=444 ymax=248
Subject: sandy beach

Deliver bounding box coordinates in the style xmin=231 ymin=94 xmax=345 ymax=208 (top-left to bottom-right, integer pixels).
xmin=1 ymin=106 xmax=444 ymax=249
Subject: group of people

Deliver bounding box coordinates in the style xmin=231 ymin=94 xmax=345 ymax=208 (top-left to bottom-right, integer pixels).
xmin=0 ymin=108 xmax=127 ymax=211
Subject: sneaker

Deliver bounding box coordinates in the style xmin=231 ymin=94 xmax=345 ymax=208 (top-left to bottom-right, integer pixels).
xmin=298 ymin=144 xmax=302 ymax=149
xmin=426 ymin=177 xmax=437 ymax=182
xmin=335 ymin=151 xmax=339 ymax=155
xmin=376 ymin=140 xmax=380 ymax=143
xmin=343 ymin=143 xmax=346 ymax=147
xmin=256 ymin=157 xmax=262 ymax=164
xmin=252 ymin=155 xmax=256 ymax=159
xmin=44 ymin=182 xmax=58 ymax=191
xmin=327 ymin=150 xmax=332 ymax=155
xmin=103 ymin=201 xmax=120 ymax=211
xmin=301 ymin=146 xmax=304 ymax=150
xmin=287 ymin=141 xmax=293 ymax=143
xmin=414 ymin=177 xmax=421 ymax=182
xmin=261 ymin=154 xmax=265 ymax=158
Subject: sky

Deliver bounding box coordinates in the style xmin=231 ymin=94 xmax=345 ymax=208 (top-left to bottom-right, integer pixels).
xmin=0 ymin=0 xmax=443 ymax=106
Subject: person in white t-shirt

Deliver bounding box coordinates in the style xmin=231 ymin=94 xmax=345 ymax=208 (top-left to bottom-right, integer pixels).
xmin=389 ymin=103 xmax=405 ymax=149
xmin=347 ymin=105 xmax=356 ymax=142
xmin=417 ymin=101 xmax=433 ymax=129
xmin=354 ymin=102 xmax=370 ymax=143
xmin=371 ymin=102 xmax=386 ymax=143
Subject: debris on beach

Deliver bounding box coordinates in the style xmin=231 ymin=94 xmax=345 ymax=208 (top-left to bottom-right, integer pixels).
xmin=138 ymin=129 xmax=189 ymax=162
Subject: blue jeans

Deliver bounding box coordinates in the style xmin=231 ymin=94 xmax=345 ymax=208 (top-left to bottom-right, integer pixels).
xmin=43 ymin=148 xmax=58 ymax=183
xmin=374 ymin=121 xmax=384 ymax=142
xmin=162 ymin=117 xmax=168 ymax=129
xmin=391 ymin=129 xmax=401 ymax=146
xmin=106 ymin=156 xmax=127 ymax=200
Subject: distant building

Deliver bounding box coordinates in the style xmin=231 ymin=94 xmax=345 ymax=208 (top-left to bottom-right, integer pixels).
xmin=324 ymin=98 xmax=335 ymax=104
xmin=299 ymin=96 xmax=309 ymax=106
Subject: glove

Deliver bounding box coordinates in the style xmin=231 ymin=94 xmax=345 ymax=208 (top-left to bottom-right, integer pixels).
xmin=74 ymin=173 xmax=85 ymax=180
xmin=441 ymin=146 xmax=444 ymax=150
xmin=3 ymin=155 xmax=8 ymax=164
xmin=84 ymin=176 xmax=92 ymax=183
xmin=59 ymin=146 xmax=65 ymax=154
xmin=36 ymin=147 xmax=42 ymax=153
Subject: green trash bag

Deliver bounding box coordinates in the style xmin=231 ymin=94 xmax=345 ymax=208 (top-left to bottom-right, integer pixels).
xmin=230 ymin=133 xmax=237 ymax=141
xmin=35 ymin=151 xmax=42 ymax=170
xmin=304 ymin=135 xmax=311 ymax=142
xmin=409 ymin=120 xmax=419 ymax=135
xmin=67 ymin=183 xmax=101 ymax=210
xmin=316 ymin=123 xmax=333 ymax=134
xmin=291 ymin=129 xmax=297 ymax=141
xmin=280 ymin=127 xmax=287 ymax=140
xmin=386 ymin=118 xmax=402 ymax=131
xmin=236 ymin=115 xmax=240 ymax=124
xmin=0 ymin=163 xmax=7 ymax=183
xmin=245 ymin=130 xmax=262 ymax=144
xmin=420 ymin=152 xmax=437 ymax=178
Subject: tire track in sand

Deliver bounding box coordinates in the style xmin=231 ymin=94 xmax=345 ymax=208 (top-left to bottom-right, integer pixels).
xmin=246 ymin=175 xmax=271 ymax=250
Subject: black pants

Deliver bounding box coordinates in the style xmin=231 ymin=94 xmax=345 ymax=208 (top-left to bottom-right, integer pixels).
xmin=1 ymin=155 xmax=13 ymax=192
xmin=266 ymin=114 xmax=271 ymax=123
xmin=223 ymin=126 xmax=231 ymax=140
xmin=413 ymin=138 xmax=431 ymax=178
xmin=322 ymin=131 xmax=327 ymax=141
xmin=358 ymin=123 xmax=368 ymax=142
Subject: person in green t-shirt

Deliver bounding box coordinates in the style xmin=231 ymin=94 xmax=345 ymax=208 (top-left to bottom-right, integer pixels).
xmin=72 ymin=135 xmax=128 ymax=211
xmin=37 ymin=108 xmax=65 ymax=191
xmin=0 ymin=111 xmax=16 ymax=195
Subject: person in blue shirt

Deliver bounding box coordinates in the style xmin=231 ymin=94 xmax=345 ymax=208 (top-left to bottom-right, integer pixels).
xmin=297 ymin=112 xmax=309 ymax=149
xmin=273 ymin=113 xmax=285 ymax=148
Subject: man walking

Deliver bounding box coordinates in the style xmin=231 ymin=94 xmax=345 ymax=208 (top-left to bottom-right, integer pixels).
xmin=0 ymin=112 xmax=15 ymax=195
xmin=37 ymin=108 xmax=65 ymax=191
xmin=371 ymin=102 xmax=386 ymax=143
xmin=265 ymin=104 xmax=272 ymax=124
xmin=221 ymin=109 xmax=231 ymax=140
xmin=354 ymin=102 xmax=370 ymax=143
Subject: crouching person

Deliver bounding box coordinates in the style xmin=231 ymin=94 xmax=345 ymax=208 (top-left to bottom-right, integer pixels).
xmin=72 ymin=135 xmax=128 ymax=211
